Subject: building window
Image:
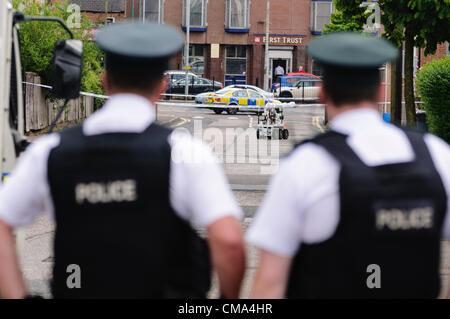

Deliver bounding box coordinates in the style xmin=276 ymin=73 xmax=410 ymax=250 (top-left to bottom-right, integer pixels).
xmin=310 ymin=0 xmax=333 ymax=35
xmin=225 ymin=0 xmax=250 ymax=32
xmin=447 ymin=42 xmax=450 ymax=57
xmin=106 ymin=17 xmax=116 ymax=25
xmin=183 ymin=0 xmax=208 ymax=30
xmin=225 ymin=46 xmax=247 ymax=85
xmin=183 ymin=45 xmax=205 ymax=77
xmin=140 ymin=0 xmax=164 ymax=23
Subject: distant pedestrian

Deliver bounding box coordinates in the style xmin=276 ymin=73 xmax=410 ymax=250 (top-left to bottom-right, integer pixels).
xmin=274 ymin=63 xmax=285 ymax=83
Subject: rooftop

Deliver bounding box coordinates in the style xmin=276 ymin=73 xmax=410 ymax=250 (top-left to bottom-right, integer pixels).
xmin=71 ymin=0 xmax=125 ymax=13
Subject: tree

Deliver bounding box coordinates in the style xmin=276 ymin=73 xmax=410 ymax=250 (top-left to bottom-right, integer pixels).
xmin=379 ymin=0 xmax=450 ymax=126
xmin=322 ymin=1 xmax=403 ymax=125
xmin=322 ymin=0 xmax=450 ymax=127
xmin=12 ymin=0 xmax=104 ymax=95
xmin=323 ymin=12 xmax=363 ymax=34
xmin=323 ymin=0 xmax=369 ymax=34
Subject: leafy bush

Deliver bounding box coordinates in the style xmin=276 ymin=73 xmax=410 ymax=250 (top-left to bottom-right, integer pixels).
xmin=416 ymin=57 xmax=450 ymax=143
xmin=12 ymin=0 xmax=104 ymax=95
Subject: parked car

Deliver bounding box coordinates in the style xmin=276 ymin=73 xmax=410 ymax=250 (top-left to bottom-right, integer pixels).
xmin=274 ymin=74 xmax=321 ymax=101
xmin=164 ymin=70 xmax=199 ymax=84
xmin=196 ymin=88 xmax=282 ymax=115
xmin=169 ymin=77 xmax=223 ymax=96
xmin=225 ymin=84 xmax=275 ymax=99
xmin=190 ymin=60 xmax=204 ymax=76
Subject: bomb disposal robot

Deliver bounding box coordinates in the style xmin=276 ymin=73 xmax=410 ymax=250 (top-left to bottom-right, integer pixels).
xmin=256 ymin=103 xmax=289 ymax=140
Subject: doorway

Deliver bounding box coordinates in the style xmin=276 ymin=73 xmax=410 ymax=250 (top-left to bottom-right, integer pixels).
xmin=272 ymin=59 xmax=287 ymax=84
xmin=268 ymin=48 xmax=293 ymax=89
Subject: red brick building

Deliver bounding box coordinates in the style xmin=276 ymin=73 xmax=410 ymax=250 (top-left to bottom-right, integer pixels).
xmin=420 ymin=42 xmax=449 ymax=67
xmin=124 ymin=0 xmax=334 ymax=87
xmin=71 ymin=0 xmax=127 ymax=23
xmin=72 ymin=1 xmax=448 ymax=91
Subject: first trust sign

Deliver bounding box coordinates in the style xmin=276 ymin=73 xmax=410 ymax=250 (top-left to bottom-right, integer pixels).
xmin=254 ymin=34 xmax=306 ymax=46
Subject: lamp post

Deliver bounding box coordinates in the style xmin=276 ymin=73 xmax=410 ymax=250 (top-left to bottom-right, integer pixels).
xmin=142 ymin=0 xmax=146 ymax=22
xmin=263 ymin=0 xmax=270 ymax=91
xmin=184 ymin=0 xmax=190 ymax=97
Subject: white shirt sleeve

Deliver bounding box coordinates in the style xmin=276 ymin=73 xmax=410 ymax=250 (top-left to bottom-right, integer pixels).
xmin=424 ymin=134 xmax=450 ymax=239
xmin=246 ymin=144 xmax=341 ymax=258
xmin=245 ymin=159 xmax=303 ymax=257
xmin=0 ymin=134 xmax=60 ymax=227
xmin=169 ymin=131 xmax=243 ymax=228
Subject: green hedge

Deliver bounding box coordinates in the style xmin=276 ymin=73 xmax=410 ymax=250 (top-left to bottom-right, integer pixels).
xmin=416 ymin=57 xmax=450 ymax=143
xmin=12 ymin=0 xmax=104 ymax=96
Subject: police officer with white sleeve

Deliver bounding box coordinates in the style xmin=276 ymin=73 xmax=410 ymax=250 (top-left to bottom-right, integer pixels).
xmin=247 ymin=32 xmax=450 ymax=298
xmin=0 ymin=22 xmax=246 ymax=299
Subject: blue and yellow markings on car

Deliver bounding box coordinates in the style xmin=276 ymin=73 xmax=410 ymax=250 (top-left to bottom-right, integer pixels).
xmin=205 ymin=88 xmax=280 ymax=107
xmin=2 ymin=173 xmax=9 ymax=183
xmin=229 ymin=96 xmax=251 ymax=106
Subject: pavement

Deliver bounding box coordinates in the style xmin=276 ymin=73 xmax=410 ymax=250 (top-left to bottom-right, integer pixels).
xmin=16 ymin=103 xmax=450 ymax=298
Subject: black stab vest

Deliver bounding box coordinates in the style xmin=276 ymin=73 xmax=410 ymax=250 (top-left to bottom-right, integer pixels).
xmin=287 ymin=129 xmax=447 ymax=298
xmin=47 ymin=124 xmax=211 ymax=298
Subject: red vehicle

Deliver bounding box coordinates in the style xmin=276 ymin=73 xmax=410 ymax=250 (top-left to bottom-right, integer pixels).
xmin=286 ymin=71 xmax=320 ymax=77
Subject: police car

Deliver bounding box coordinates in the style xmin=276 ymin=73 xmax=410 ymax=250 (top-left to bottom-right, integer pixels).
xmin=225 ymin=84 xmax=275 ymax=99
xmin=196 ymin=88 xmax=282 ymax=115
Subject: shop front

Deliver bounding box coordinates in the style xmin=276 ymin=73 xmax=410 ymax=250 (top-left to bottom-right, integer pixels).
xmin=253 ymin=34 xmax=307 ymax=88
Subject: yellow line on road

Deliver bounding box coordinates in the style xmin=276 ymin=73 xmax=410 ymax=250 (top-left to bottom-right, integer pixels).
xmin=162 ymin=117 xmax=190 ymax=128
xmin=171 ymin=117 xmax=190 ymax=128
xmin=313 ymin=117 xmax=325 ymax=133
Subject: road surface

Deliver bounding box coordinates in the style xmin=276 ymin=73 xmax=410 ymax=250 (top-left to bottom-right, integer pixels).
xmin=15 ymin=104 xmax=450 ymax=298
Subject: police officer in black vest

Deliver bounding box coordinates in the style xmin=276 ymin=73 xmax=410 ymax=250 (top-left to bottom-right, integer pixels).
xmin=0 ymin=22 xmax=246 ymax=299
xmin=247 ymin=32 xmax=450 ymax=298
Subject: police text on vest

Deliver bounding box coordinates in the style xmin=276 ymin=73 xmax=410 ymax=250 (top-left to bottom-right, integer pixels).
xmin=375 ymin=207 xmax=434 ymax=231
xmin=75 ymin=180 xmax=137 ymax=204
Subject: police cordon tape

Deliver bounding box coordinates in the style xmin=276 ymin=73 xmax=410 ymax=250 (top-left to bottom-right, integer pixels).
xmin=23 ymin=82 xmax=110 ymax=99
xmin=163 ymin=93 xmax=317 ymax=102
xmin=155 ymin=101 xmax=327 ymax=109
xmin=23 ymin=82 xmax=421 ymax=109
xmin=162 ymin=93 xmax=198 ymax=98
xmin=23 ymin=81 xmax=322 ymax=108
